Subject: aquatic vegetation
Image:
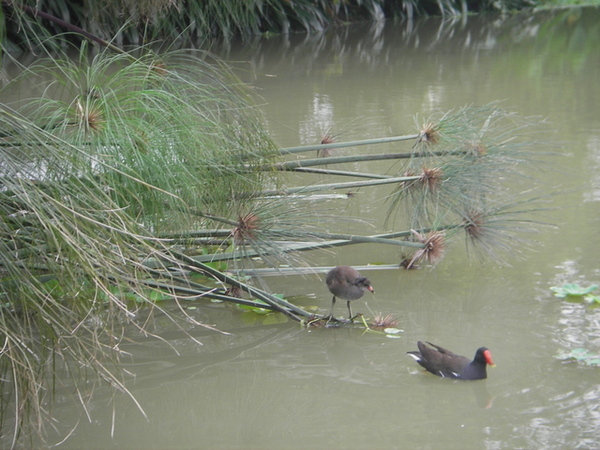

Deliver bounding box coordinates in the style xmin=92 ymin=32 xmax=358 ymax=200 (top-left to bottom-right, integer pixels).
xmin=550 ymin=283 xmax=599 ymax=299
xmin=555 ymin=348 xmax=600 ymax=366
xmin=0 ymin=45 xmax=282 ymax=446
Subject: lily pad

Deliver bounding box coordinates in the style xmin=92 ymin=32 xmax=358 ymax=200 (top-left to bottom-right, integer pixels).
xmin=555 ymin=348 xmax=600 ymax=366
xmin=238 ymin=303 xmax=273 ymax=315
xmin=383 ymin=327 xmax=403 ymax=339
xmin=550 ymin=283 xmax=599 ymax=298
xmin=384 ymin=327 xmax=403 ymax=335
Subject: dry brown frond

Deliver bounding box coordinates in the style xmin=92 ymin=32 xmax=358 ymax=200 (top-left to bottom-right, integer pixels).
xmin=317 ymin=135 xmax=335 ymax=157
xmin=466 ymin=139 xmax=487 ymax=156
xmin=75 ymin=99 xmax=104 ymax=133
xmin=417 ymin=122 xmax=440 ymax=146
xmin=150 ymin=60 xmax=168 ymax=76
xmin=406 ymin=230 xmax=446 ymax=269
xmin=463 ymin=210 xmax=486 ymax=241
xmin=396 ymin=167 xmax=443 ymax=195
xmin=87 ymin=109 xmax=104 ymax=132
xmin=371 ymin=312 xmax=399 ymax=329
xmin=420 ymin=167 xmax=443 ymax=191
xmin=231 ymin=213 xmax=260 ymax=244
xmin=320 ymin=134 xmax=334 ymax=145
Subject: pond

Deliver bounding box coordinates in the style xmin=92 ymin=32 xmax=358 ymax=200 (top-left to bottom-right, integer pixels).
xmin=22 ymin=6 xmax=600 ymax=449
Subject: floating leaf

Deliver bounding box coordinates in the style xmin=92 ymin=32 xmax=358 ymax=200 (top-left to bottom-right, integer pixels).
xmin=238 ymin=303 xmax=273 ymax=315
xmin=384 ymin=327 xmax=403 ymax=335
xmin=550 ymin=283 xmax=599 ymax=298
xmin=384 ymin=327 xmax=403 ymax=339
xmin=147 ymin=290 xmax=171 ymax=302
xmin=555 ymin=348 xmax=600 ymax=366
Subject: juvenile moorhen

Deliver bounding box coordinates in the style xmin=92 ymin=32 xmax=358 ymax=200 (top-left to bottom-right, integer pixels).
xmin=326 ymin=265 xmax=374 ymax=319
xmin=407 ymin=341 xmax=495 ymax=380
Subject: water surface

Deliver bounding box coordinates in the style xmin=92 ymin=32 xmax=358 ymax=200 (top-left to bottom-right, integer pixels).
xmin=28 ymin=7 xmax=600 ymax=449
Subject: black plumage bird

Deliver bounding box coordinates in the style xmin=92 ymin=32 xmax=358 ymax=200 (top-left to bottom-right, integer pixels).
xmin=407 ymin=341 xmax=495 ymax=380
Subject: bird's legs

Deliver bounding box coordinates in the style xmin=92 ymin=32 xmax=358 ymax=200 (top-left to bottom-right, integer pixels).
xmin=327 ymin=296 xmax=355 ymax=323
xmin=346 ymin=301 xmax=362 ymax=322
xmin=327 ymin=296 xmax=336 ymax=321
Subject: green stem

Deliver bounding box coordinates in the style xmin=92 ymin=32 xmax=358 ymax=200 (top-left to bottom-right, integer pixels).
xmin=291 ymin=167 xmax=394 ymax=179
xmin=167 ymin=251 xmax=312 ymax=321
xmin=302 ymin=231 xmax=426 ymax=248
xmin=279 ymin=134 xmax=420 ymax=155
xmin=188 ymin=209 xmax=239 ymax=227
xmin=143 ymin=228 xmax=432 ymax=270
xmin=158 ymin=230 xmax=232 ymax=239
xmin=259 ymin=175 xmax=420 ymax=196
xmin=137 ymin=277 xmax=282 ymax=312
xmin=262 ymin=150 xmax=465 ymax=171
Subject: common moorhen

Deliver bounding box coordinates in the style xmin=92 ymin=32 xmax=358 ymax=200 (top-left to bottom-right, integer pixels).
xmin=326 ymin=265 xmax=374 ymax=319
xmin=407 ymin=341 xmax=495 ymax=380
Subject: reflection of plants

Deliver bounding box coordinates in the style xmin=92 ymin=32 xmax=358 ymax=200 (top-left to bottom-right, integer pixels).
xmin=2 ymin=0 xmax=535 ymax=48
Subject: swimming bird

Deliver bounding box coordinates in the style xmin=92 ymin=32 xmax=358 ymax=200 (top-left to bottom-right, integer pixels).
xmin=407 ymin=341 xmax=495 ymax=380
xmin=326 ymin=265 xmax=374 ymax=320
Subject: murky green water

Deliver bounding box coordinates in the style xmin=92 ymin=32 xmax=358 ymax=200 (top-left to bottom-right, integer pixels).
xmin=19 ymin=6 xmax=600 ymax=449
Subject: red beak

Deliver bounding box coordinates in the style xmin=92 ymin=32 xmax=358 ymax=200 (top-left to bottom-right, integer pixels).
xmin=483 ymin=349 xmax=495 ymax=367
